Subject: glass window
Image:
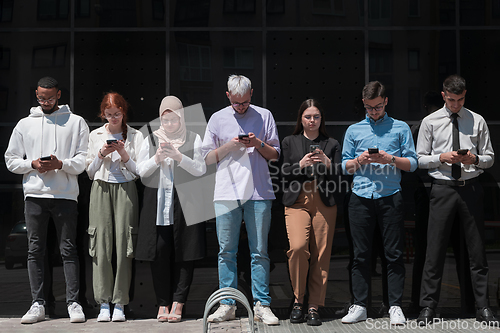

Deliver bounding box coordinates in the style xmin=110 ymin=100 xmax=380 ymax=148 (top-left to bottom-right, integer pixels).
xmin=37 ymin=0 xmax=69 ymax=20
xmin=32 ymin=44 xmax=66 ymax=68
xmin=408 ymin=0 xmax=420 ymax=17
xmin=267 ymin=31 xmax=364 ymax=121
xmin=178 ymin=43 xmax=212 ymax=82
xmin=312 ymin=0 xmax=345 ymax=16
xmin=408 ymin=50 xmax=420 ymax=70
xmin=0 ymin=0 xmax=14 ymax=22
xmin=223 ymin=0 xmax=256 ymax=13
xmin=224 ymin=47 xmax=254 ymax=69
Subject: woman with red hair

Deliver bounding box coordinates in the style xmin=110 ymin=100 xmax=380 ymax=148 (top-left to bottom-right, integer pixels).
xmin=85 ymin=92 xmax=144 ymax=322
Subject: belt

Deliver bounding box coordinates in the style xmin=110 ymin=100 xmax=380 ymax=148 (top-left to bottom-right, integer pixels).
xmin=433 ymin=178 xmax=477 ymax=187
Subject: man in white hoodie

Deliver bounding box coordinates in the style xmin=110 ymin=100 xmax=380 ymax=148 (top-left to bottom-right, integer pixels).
xmin=5 ymin=77 xmax=89 ymax=324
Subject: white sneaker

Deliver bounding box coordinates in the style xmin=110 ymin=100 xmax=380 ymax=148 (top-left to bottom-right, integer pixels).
xmin=97 ymin=303 xmax=111 ymax=322
xmin=68 ymin=302 xmax=86 ymax=323
xmin=389 ymin=306 xmax=406 ymax=325
xmin=254 ymin=301 xmax=279 ymax=326
xmin=207 ymin=304 xmax=236 ymax=323
xmin=342 ymin=304 xmax=367 ymax=324
xmin=112 ymin=304 xmax=126 ymax=322
xmin=21 ymin=302 xmax=45 ymax=324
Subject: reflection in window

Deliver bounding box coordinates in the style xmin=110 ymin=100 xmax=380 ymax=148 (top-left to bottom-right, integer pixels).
xmin=37 ymin=0 xmax=69 ymax=20
xmin=152 ymin=0 xmax=164 ymax=20
xmin=312 ymin=0 xmax=345 ymax=16
xmin=494 ymin=0 xmax=500 ymax=19
xmin=223 ymin=0 xmax=255 ymax=13
xmin=75 ymin=0 xmax=90 ymax=18
xmin=32 ymin=44 xmax=66 ymax=68
xmin=369 ymin=48 xmax=392 ymax=74
xmin=175 ymin=0 xmax=210 ymax=26
xmin=408 ymin=50 xmax=419 ymax=70
xmin=267 ymin=0 xmax=284 ymax=14
xmin=0 ymin=0 xmax=13 ymax=22
xmin=178 ymin=43 xmax=211 ymax=82
xmin=408 ymin=0 xmax=420 ymax=17
xmin=369 ymin=0 xmax=390 ymax=20
xmin=0 ymin=47 xmax=10 ymax=69
xmin=224 ymin=47 xmax=254 ymax=69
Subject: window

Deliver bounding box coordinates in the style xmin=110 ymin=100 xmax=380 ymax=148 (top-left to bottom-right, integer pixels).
xmin=75 ymin=0 xmax=90 ymax=18
xmin=408 ymin=50 xmax=419 ymax=70
xmin=32 ymin=44 xmax=67 ymax=68
xmin=408 ymin=0 xmax=420 ymax=17
xmin=267 ymin=0 xmax=284 ymax=14
xmin=152 ymin=0 xmax=164 ymax=20
xmin=312 ymin=0 xmax=345 ymax=16
xmin=178 ymin=43 xmax=211 ymax=82
xmin=368 ymin=0 xmax=390 ymax=20
xmin=224 ymin=47 xmax=254 ymax=69
xmin=37 ymin=0 xmax=69 ymax=20
xmin=224 ymin=0 xmax=256 ymax=13
xmin=0 ymin=0 xmax=13 ymax=22
xmin=0 ymin=47 xmax=11 ymax=69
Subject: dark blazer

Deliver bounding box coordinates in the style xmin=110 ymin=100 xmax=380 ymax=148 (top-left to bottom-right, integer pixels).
xmin=135 ymin=131 xmax=206 ymax=262
xmin=281 ymin=133 xmax=342 ymax=207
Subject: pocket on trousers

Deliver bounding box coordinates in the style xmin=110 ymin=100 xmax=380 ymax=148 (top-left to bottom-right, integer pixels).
xmin=127 ymin=226 xmax=138 ymax=258
xmin=88 ymin=227 xmax=97 ymax=258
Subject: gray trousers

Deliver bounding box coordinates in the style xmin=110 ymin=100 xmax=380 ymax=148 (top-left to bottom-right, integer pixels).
xmin=25 ymin=197 xmax=80 ymax=306
xmin=88 ymin=180 xmax=138 ymax=305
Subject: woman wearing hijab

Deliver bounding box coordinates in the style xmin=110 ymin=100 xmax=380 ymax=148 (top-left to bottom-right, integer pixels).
xmin=281 ymin=98 xmax=341 ymax=326
xmin=86 ymin=92 xmax=144 ymax=322
xmin=136 ymin=96 xmax=206 ymax=322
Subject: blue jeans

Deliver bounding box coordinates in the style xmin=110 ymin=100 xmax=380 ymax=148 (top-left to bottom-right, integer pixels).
xmin=214 ymin=200 xmax=272 ymax=306
xmin=25 ymin=197 xmax=80 ymax=306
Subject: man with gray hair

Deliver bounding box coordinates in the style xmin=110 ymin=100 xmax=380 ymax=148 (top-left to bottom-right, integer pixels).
xmin=202 ymin=75 xmax=280 ymax=325
xmin=5 ymin=77 xmax=89 ymax=324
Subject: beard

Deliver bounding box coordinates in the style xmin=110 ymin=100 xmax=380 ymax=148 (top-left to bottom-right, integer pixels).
xmin=42 ymin=103 xmax=58 ymax=114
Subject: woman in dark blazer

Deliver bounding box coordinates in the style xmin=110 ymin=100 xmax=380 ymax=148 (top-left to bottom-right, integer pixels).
xmin=281 ymin=98 xmax=341 ymax=326
xmin=135 ymin=96 xmax=206 ymax=323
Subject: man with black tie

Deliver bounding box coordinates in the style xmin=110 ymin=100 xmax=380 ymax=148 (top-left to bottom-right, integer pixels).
xmin=416 ymin=74 xmax=498 ymax=325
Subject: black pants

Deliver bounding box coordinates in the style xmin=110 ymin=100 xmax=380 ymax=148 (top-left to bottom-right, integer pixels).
xmin=348 ymin=192 xmax=405 ymax=307
xmin=420 ymin=182 xmax=489 ymax=309
xmin=150 ymin=225 xmax=194 ymax=306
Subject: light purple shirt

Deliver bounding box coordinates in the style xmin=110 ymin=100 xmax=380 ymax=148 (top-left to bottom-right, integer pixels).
xmin=201 ymin=105 xmax=280 ymax=201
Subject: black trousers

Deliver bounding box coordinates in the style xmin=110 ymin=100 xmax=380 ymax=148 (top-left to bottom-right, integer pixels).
xmin=420 ymin=182 xmax=489 ymax=309
xmin=150 ymin=225 xmax=194 ymax=306
xmin=349 ymin=192 xmax=405 ymax=307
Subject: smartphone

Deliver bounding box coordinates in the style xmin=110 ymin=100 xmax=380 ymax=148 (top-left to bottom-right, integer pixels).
xmin=238 ymin=134 xmax=249 ymax=140
xmin=457 ymin=148 xmax=469 ymax=155
xmin=310 ymin=144 xmax=320 ymax=154
xmin=40 ymin=156 xmax=51 ymax=161
xmin=160 ymin=142 xmax=171 ymax=149
xmin=368 ymin=148 xmax=379 ymax=154
xmin=106 ymin=139 xmax=118 ymax=144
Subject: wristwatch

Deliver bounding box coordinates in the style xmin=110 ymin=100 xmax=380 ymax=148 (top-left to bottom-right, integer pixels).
xmin=257 ymin=141 xmax=265 ymax=150
xmin=390 ymin=155 xmax=396 ymax=166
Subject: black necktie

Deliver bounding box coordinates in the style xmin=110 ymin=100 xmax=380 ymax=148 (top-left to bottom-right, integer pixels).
xmin=451 ymin=113 xmax=461 ymax=180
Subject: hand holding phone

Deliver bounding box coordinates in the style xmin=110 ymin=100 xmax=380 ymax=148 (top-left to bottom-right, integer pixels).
xmin=368 ymin=148 xmax=379 ymax=154
xmin=238 ymin=134 xmax=249 ymax=140
xmin=40 ymin=156 xmax=52 ymax=161
xmin=457 ymin=148 xmax=468 ymax=155
xmin=309 ymin=144 xmax=320 ymax=155
xmin=106 ymin=139 xmax=118 ymax=145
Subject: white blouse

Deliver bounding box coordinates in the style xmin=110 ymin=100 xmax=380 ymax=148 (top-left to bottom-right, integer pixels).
xmin=136 ymin=134 xmax=206 ymax=226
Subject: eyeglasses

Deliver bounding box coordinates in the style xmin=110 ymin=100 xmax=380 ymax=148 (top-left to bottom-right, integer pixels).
xmin=37 ymin=96 xmax=57 ymax=105
xmin=104 ymin=112 xmax=122 ymax=119
xmin=232 ymin=102 xmax=250 ymax=108
xmin=364 ymin=104 xmax=384 ymax=112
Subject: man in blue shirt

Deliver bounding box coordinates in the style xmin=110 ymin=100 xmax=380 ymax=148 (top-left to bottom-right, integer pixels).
xmin=341 ymin=81 xmax=417 ymax=325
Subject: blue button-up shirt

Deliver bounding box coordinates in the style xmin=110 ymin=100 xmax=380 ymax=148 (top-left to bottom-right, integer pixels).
xmin=342 ymin=113 xmax=418 ymax=199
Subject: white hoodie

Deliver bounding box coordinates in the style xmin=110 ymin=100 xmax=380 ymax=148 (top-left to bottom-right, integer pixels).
xmin=4 ymin=105 xmax=90 ymax=201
